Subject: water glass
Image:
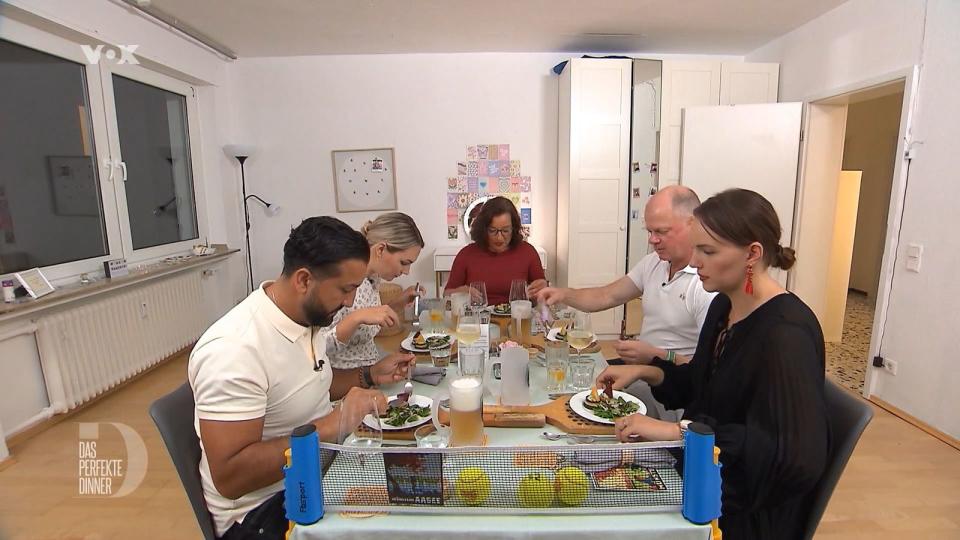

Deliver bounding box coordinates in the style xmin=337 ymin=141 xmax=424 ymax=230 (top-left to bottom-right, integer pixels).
xmin=415 ymin=424 xmax=448 ymax=448
xmin=544 ymin=340 xmax=569 ymax=392
xmin=569 ymin=357 xmax=595 ymax=391
xmin=458 ymin=346 xmax=485 ymax=380
xmin=430 ymin=344 xmax=452 ymax=369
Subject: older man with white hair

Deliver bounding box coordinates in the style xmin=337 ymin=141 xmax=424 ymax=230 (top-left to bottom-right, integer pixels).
xmin=538 ymin=185 xmax=715 ymax=419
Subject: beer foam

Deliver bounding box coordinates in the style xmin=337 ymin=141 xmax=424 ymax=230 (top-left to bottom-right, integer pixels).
xmin=449 ymin=377 xmax=483 ymax=411
xmin=511 ymin=300 xmax=533 ymax=318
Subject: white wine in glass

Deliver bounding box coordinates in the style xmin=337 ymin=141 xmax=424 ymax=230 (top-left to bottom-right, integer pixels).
xmin=567 ymin=330 xmax=594 ymax=351
xmin=568 ymin=311 xmax=594 ymax=360
xmin=454 ymin=307 xmax=481 ymax=345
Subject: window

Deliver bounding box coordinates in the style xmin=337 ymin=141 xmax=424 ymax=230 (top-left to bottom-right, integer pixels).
xmin=0 ymin=33 xmax=205 ymax=282
xmin=0 ymin=39 xmax=109 ymax=273
xmin=112 ymin=75 xmax=199 ymax=249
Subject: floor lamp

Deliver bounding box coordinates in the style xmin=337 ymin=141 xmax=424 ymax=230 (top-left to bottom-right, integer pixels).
xmin=224 ymin=145 xmax=280 ymax=292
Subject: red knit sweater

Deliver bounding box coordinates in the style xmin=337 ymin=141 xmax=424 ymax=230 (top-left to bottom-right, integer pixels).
xmin=443 ymin=242 xmax=545 ymax=305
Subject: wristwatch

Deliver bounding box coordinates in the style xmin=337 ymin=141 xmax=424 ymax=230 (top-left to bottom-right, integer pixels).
xmin=677 ymin=419 xmax=692 ymax=440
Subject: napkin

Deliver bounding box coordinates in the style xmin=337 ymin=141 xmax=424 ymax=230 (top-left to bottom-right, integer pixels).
xmin=412 ymin=365 xmax=445 ymax=385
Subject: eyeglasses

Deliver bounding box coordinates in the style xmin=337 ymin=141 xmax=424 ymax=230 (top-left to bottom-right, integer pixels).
xmin=487 ymin=227 xmax=513 ymax=237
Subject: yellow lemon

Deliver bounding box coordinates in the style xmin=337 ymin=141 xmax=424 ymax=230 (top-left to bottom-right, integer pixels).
xmin=554 ymin=466 xmax=589 ymax=506
xmin=518 ymin=472 xmax=555 ymax=507
xmin=455 ymin=467 xmax=491 ymax=506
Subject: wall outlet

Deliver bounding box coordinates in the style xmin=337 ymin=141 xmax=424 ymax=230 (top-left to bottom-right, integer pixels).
xmin=883 ymin=358 xmax=898 ymax=376
xmin=139 ymin=301 xmax=148 ymax=319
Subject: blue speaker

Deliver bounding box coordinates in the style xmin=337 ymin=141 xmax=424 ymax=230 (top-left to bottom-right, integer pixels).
xmin=283 ymin=424 xmax=324 ymax=525
xmin=682 ymin=422 xmax=722 ymax=525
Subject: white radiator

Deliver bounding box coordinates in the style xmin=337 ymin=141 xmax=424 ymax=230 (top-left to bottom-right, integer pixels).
xmin=36 ymin=271 xmax=207 ymax=411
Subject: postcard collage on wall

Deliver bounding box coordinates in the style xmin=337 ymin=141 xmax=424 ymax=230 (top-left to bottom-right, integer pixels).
xmin=445 ymin=144 xmax=532 ymax=240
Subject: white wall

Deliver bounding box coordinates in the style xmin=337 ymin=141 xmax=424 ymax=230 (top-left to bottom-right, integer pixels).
xmin=750 ymin=0 xmax=960 ymax=438
xmin=748 ymin=0 xmax=924 ymax=102
xmin=843 ymin=92 xmax=902 ymax=297
xmin=230 ymin=52 xmax=738 ymax=296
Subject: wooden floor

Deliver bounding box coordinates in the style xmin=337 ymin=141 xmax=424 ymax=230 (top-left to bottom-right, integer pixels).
xmin=1 ymin=348 xmax=959 ymax=539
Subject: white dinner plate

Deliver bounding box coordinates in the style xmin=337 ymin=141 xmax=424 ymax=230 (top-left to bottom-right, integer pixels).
xmin=568 ymin=390 xmax=647 ymax=425
xmin=364 ymin=394 xmax=434 ymax=431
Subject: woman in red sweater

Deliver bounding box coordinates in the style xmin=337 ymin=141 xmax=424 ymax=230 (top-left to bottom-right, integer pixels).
xmin=444 ymin=197 xmax=547 ymax=305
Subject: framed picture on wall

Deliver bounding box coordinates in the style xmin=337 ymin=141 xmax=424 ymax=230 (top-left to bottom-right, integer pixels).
xmin=47 ymin=156 xmax=100 ymax=217
xmin=331 ymin=148 xmax=398 ymax=212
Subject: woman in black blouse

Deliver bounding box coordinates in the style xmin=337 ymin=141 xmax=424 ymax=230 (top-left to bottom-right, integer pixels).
xmin=597 ymin=188 xmax=829 ymax=540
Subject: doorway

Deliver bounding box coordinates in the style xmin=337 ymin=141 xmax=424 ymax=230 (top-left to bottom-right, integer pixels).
xmin=796 ymin=77 xmax=911 ymax=395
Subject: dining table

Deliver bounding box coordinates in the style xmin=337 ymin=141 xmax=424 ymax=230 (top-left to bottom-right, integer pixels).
xmin=290 ymin=324 xmax=711 ymax=540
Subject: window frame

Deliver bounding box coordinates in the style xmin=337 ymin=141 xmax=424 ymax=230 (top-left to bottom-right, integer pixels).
xmin=0 ymin=24 xmax=209 ymax=285
xmin=99 ymin=62 xmax=209 ymax=263
xmin=0 ymin=27 xmax=123 ymax=284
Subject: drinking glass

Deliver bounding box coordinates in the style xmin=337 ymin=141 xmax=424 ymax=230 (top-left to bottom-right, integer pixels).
xmin=509 ymin=300 xmax=533 ymax=347
xmin=469 ymin=281 xmax=488 ymax=311
xmin=338 ymin=395 xmax=382 ymax=465
xmin=458 ymin=346 xmax=485 ymax=381
xmin=431 ymin=377 xmax=484 ymax=447
xmin=455 ymin=306 xmax=481 ymax=346
xmin=509 ymin=279 xmax=528 ymax=303
xmin=568 ymin=357 xmax=595 ymax=391
xmin=544 ymin=339 xmax=569 ymax=392
xmin=567 ymin=310 xmax=594 ymax=361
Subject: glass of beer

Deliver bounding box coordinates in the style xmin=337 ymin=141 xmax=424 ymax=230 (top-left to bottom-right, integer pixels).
xmin=432 ymin=376 xmax=484 ymax=447
xmin=509 ymin=300 xmax=533 ymax=347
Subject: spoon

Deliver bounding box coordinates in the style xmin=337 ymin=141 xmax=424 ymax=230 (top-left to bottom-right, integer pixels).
xmin=540 ymin=431 xmax=641 ymax=444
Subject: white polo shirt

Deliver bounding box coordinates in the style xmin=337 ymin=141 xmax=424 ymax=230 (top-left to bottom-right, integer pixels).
xmin=188 ymin=282 xmax=333 ymax=536
xmin=627 ymin=252 xmax=716 ymax=357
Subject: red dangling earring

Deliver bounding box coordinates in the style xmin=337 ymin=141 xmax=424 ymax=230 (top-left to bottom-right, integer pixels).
xmin=745 ymin=264 xmax=754 ymax=295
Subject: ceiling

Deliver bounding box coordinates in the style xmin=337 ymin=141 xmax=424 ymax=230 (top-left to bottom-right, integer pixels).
xmin=136 ymin=0 xmax=849 ymax=57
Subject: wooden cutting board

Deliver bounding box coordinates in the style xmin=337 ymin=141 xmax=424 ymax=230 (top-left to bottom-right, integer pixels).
xmin=364 ymin=396 xmax=614 ymax=440
xmin=484 ymin=395 xmax=616 ymax=435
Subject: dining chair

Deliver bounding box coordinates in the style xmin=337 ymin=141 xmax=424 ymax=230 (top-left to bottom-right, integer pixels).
xmin=150 ymin=382 xmax=218 ymax=540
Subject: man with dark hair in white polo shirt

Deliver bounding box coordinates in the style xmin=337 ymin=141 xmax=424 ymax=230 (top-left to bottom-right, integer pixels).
xmin=538 ymin=185 xmax=715 ymax=419
xmin=189 ymin=216 xmax=415 ymax=540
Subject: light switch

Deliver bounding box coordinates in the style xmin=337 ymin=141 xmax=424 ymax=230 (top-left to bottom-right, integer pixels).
xmin=906 ymin=243 xmax=923 ymax=273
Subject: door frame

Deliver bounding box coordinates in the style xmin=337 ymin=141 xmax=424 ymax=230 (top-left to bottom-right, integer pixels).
xmin=792 ymin=67 xmax=919 ymax=398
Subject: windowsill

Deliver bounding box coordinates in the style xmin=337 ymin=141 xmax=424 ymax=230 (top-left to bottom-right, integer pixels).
xmin=0 ymin=247 xmax=240 ymax=323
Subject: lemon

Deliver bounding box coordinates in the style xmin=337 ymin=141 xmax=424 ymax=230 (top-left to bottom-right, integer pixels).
xmin=455 ymin=467 xmax=491 ymax=506
xmin=554 ymin=466 xmax=589 ymax=506
xmin=518 ymin=472 xmax=555 ymax=507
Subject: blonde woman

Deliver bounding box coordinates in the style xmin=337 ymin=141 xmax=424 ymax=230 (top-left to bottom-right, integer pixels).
xmin=325 ymin=212 xmax=426 ymax=368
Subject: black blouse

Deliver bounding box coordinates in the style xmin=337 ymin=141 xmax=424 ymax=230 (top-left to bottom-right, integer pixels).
xmin=651 ymin=293 xmax=830 ymax=540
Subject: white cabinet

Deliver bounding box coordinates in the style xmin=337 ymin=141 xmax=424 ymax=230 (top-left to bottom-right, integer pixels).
xmin=557 ymin=58 xmax=632 ymax=335
xmin=658 ymin=60 xmax=780 ymax=186
xmin=720 ymin=62 xmax=780 ymax=105
xmin=659 ymin=61 xmax=722 ymax=186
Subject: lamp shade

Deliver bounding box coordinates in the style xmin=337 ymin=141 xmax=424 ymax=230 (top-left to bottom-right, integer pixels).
xmin=224 ymin=144 xmax=255 ymax=159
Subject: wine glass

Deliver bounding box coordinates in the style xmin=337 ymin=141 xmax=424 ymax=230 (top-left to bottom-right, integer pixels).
xmin=509 ymin=279 xmax=528 ymax=304
xmin=567 ymin=310 xmax=594 ymax=361
xmin=469 ymin=281 xmax=488 ymax=312
xmin=455 ymin=306 xmax=481 ymax=347
xmin=339 ymin=396 xmax=382 ymax=465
